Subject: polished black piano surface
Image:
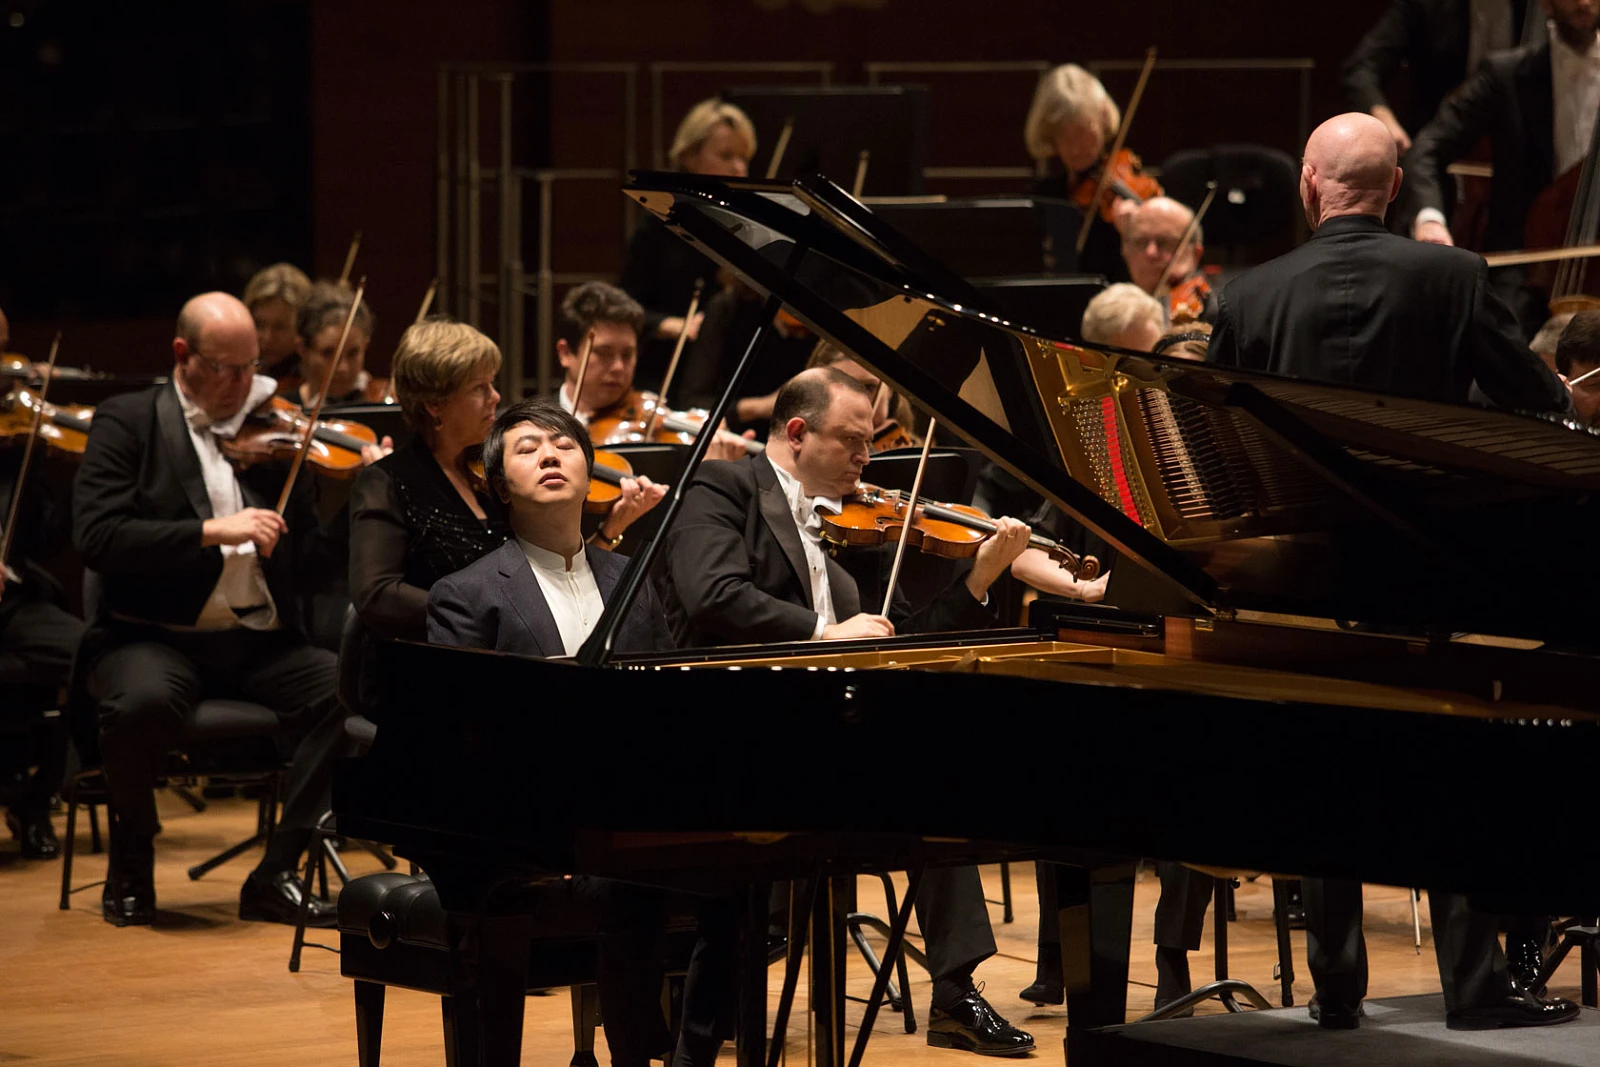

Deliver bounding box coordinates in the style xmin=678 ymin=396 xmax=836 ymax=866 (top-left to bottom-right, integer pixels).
xmin=335 ymin=170 xmax=1600 ymax=1066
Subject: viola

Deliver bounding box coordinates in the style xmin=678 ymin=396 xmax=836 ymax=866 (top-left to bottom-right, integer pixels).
xmin=588 ymin=389 xmax=763 ymax=456
xmin=0 ymin=384 xmax=94 ymax=456
xmin=821 ymin=483 xmax=1099 ymax=579
xmin=220 ymin=395 xmax=379 ymax=479
xmin=1070 ymin=148 xmax=1163 ymax=225
xmin=1167 ymin=273 xmax=1212 ymax=325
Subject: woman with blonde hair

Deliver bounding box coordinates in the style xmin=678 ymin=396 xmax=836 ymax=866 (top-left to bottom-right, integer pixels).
xmin=242 ymin=262 xmax=312 ymax=378
xmin=1026 ymin=64 xmax=1149 ymax=281
xmin=619 ymin=97 xmax=758 ymax=388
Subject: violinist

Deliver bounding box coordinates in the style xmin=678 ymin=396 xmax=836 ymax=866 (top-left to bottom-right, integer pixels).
xmin=286 ymin=281 xmax=380 ymax=409
xmin=555 ymin=281 xmax=751 ymax=463
xmin=1121 ymin=197 xmax=1217 ymax=325
xmin=805 ymin=339 xmax=920 ymax=449
xmin=662 ymin=367 xmax=1036 ymax=1058
xmin=1555 ymin=307 xmax=1600 ymax=423
xmin=619 ymin=98 xmax=756 ymax=388
xmin=1025 ymin=64 xmax=1144 ymax=280
xmin=243 ymin=262 xmax=313 ymax=381
xmin=72 ymin=291 xmax=375 ymax=929
xmin=1407 ymin=0 xmax=1600 ymax=334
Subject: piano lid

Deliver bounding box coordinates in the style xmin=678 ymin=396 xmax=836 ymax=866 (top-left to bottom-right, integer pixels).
xmin=624 ymin=170 xmax=1600 ymax=643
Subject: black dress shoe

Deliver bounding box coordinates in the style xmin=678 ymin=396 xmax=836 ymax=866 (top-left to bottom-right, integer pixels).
xmin=1308 ymin=996 xmax=1362 ymax=1030
xmin=927 ymin=989 xmax=1036 ymax=1056
xmin=1505 ymin=933 xmax=1548 ymax=991
xmin=102 ymin=843 xmax=156 ymax=927
xmin=239 ymin=869 xmax=337 ymax=927
xmin=1018 ymin=979 xmax=1063 ymax=1006
xmin=1447 ymin=982 xmax=1579 ymax=1030
xmin=8 ymin=809 xmax=59 ymax=860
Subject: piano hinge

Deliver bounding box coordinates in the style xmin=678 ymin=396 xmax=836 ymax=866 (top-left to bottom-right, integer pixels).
xmin=1192 ymin=617 xmax=1215 ymax=632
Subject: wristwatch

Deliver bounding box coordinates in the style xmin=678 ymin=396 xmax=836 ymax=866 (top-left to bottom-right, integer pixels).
xmin=590 ymin=527 xmax=624 ymax=550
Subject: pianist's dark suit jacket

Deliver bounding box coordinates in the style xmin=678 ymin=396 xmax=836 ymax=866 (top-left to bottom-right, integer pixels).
xmin=426 ymin=538 xmax=671 ymax=657
xmin=72 ymin=382 xmax=340 ymax=631
xmin=1208 ymin=213 xmax=1571 ymax=415
xmin=662 ymin=453 xmax=995 ymax=648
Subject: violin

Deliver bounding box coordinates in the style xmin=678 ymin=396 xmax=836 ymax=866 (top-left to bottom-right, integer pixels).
xmin=220 ymin=395 xmax=379 ymax=478
xmin=1070 ymin=148 xmax=1162 ymax=225
xmin=870 ymin=420 xmax=918 ymax=453
xmin=1167 ymin=272 xmax=1212 ymax=325
xmin=0 ymin=384 xmax=94 ymax=456
xmin=3 ymin=353 xmax=108 ymax=384
xmin=821 ymin=483 xmax=1099 ymax=579
xmin=588 ymin=389 xmax=764 ymax=455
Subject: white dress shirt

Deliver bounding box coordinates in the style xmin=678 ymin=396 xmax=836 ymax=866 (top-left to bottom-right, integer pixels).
xmin=517 ymin=535 xmax=606 ymax=656
xmin=173 ymin=376 xmax=281 ymax=631
xmin=769 ymin=460 xmax=843 ymax=640
xmin=557 ymin=382 xmax=586 ymax=424
xmin=1550 ymin=21 xmax=1600 ymax=177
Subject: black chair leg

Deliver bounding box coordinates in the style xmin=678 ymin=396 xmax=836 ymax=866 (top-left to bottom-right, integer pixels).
xmin=999 ymin=862 xmax=1014 ymax=924
xmin=1271 ymin=878 xmax=1296 ymax=1007
xmin=288 ymin=827 xmax=322 ymax=973
xmin=58 ymin=789 xmax=78 ymax=911
xmin=172 ymin=786 xmax=207 ymax=813
xmin=353 ymin=980 xmax=385 ymax=1067
xmin=1583 ymin=937 xmax=1598 ymax=1009
xmin=569 ymin=983 xmax=601 ymax=1067
xmin=442 ymin=992 xmax=481 ymax=1067
xmin=87 ymin=801 xmax=101 ymax=854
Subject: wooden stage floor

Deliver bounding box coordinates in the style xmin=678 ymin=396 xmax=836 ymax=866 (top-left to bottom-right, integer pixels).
xmin=0 ymin=790 xmax=1579 ymax=1066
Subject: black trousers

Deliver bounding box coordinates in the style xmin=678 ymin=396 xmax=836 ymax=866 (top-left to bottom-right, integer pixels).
xmin=917 ymin=865 xmax=998 ymax=988
xmin=1304 ymin=878 xmax=1508 ymax=1013
xmin=87 ymin=625 xmax=346 ymax=857
xmin=1153 ymin=861 xmax=1213 ymax=951
xmin=0 ymin=597 xmax=83 ymax=813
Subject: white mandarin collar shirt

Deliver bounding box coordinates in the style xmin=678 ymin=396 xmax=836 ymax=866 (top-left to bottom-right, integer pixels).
xmin=517 ymin=535 xmax=605 ymax=657
xmin=173 ymin=375 xmax=281 ymax=631
xmin=769 ymin=460 xmax=844 ymax=639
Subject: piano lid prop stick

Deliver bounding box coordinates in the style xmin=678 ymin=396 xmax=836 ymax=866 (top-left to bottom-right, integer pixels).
xmin=1151 ymin=181 xmax=1217 ymax=297
xmin=337 ymin=231 xmax=362 ymax=286
xmin=766 ymin=117 xmax=795 ymax=180
xmin=879 ymin=419 xmax=937 ymax=617
xmin=0 ymin=332 xmax=61 ymax=579
xmin=852 ymin=150 xmax=870 ymax=199
xmin=276 ymin=279 xmax=365 ymax=514
xmin=1077 ymin=45 xmax=1157 ymax=255
xmin=380 ymin=278 xmax=440 ymax=405
xmin=648 ymin=280 xmax=704 ymax=436
xmin=567 ymin=328 xmax=597 ymax=418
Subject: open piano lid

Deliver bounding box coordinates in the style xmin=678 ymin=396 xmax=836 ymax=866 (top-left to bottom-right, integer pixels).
xmin=625 ymin=170 xmax=1600 ymax=644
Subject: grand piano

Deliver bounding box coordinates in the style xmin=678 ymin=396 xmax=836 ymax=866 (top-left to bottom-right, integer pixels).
xmin=334 ymin=170 xmax=1600 ymax=1067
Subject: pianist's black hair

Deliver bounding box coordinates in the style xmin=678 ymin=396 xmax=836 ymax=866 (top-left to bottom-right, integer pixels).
xmin=769 ymin=366 xmax=874 ymax=439
xmin=481 ymin=398 xmax=595 ymax=497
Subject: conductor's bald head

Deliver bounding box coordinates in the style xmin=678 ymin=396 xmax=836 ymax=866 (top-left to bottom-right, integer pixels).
xmin=1300 ymin=113 xmax=1403 ymax=230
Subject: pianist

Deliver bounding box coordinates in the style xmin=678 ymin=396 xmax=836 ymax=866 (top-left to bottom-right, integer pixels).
xmin=662 ymin=366 xmax=1037 ymax=1057
xmin=426 ymin=398 xmax=672 ymax=656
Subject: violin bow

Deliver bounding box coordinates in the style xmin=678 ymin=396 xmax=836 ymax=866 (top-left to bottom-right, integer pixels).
xmin=766 ymin=117 xmax=795 ymax=180
xmin=879 ymin=419 xmax=938 ymax=617
xmin=567 ymin=328 xmax=597 ymax=418
xmin=1076 ymin=46 xmax=1158 ymax=255
xmin=0 ymin=332 xmax=62 ymax=580
xmin=379 ymin=277 xmax=439 ymax=405
xmin=337 ymin=231 xmax=362 ymax=287
xmin=1569 ymin=362 xmax=1600 ymax=388
xmin=851 ymin=150 xmax=871 ymax=199
xmin=1149 ymin=181 xmax=1217 ymax=298
xmin=647 ymin=280 xmax=704 ymax=437
xmin=276 ymin=279 xmax=365 ymax=514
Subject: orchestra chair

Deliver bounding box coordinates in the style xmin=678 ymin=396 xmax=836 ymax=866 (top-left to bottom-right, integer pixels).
xmin=337 ymin=872 xmax=699 ymax=1067
xmin=288 ymin=608 xmax=397 ymax=973
xmin=58 ymin=571 xmax=289 ymax=911
xmin=1156 ymin=144 xmax=1300 ymax=267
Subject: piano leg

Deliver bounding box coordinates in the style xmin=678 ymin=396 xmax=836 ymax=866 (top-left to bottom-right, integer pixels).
xmin=811 ymin=876 xmax=853 ymax=1067
xmin=456 ymin=913 xmax=534 ymax=1067
xmin=1059 ymin=862 xmax=1137 ymax=1065
xmin=441 ymin=992 xmax=479 ymax=1067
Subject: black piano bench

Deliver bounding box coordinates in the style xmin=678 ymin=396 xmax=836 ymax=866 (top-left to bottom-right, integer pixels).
xmin=337 ymin=872 xmax=694 ymax=1067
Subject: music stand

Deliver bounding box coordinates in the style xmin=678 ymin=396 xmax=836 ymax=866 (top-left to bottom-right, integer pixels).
xmin=869 ymin=197 xmax=1075 ymax=278
xmin=722 ymin=86 xmax=929 ymax=197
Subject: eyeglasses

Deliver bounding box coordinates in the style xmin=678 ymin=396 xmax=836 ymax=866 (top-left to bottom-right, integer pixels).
xmin=190 ymin=350 xmax=261 ymax=379
xmin=1123 ymin=234 xmax=1184 ymax=255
